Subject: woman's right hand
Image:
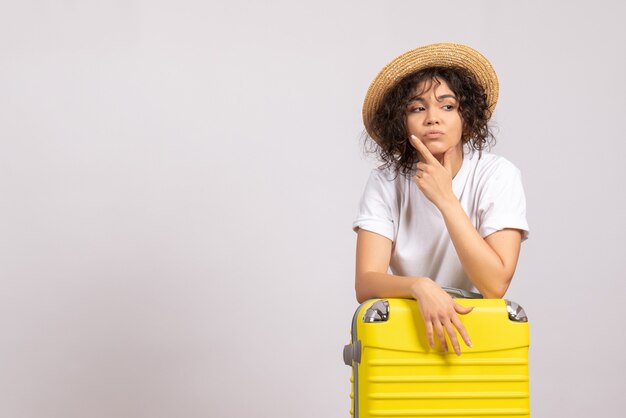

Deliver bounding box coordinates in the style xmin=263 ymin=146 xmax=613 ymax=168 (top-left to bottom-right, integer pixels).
xmin=410 ymin=277 xmax=473 ymax=356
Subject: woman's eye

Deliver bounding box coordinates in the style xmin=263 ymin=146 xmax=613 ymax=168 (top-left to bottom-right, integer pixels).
xmin=410 ymin=106 xmax=425 ymax=113
xmin=443 ymin=104 xmax=456 ymax=111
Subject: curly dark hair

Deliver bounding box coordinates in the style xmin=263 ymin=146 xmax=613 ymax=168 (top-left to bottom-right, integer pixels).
xmin=366 ymin=66 xmax=495 ymax=176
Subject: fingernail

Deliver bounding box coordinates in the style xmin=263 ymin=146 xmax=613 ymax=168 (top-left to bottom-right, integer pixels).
xmin=411 ymin=134 xmax=417 ymax=140
xmin=468 ymin=341 xmax=473 ymax=348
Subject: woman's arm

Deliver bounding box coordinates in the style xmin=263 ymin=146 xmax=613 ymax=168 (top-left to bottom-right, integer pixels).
xmin=356 ymin=229 xmax=473 ymax=355
xmin=410 ymin=135 xmax=523 ymax=298
xmin=355 ymin=229 xmax=417 ymax=302
xmin=440 ymin=204 xmax=522 ymax=298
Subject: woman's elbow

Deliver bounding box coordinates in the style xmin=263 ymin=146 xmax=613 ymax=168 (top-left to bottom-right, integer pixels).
xmin=482 ymin=276 xmax=512 ymax=299
xmin=355 ymin=274 xmax=371 ymax=304
xmin=355 ymin=283 xmax=367 ymax=304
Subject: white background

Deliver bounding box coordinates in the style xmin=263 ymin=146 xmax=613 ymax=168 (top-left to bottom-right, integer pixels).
xmin=1 ymin=1 xmax=625 ymax=417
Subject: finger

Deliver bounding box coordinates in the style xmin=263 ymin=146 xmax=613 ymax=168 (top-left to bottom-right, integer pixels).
xmin=412 ymin=176 xmax=426 ymax=193
xmin=424 ymin=320 xmax=435 ymax=349
xmin=451 ymin=315 xmax=473 ymax=348
xmin=443 ymin=320 xmax=462 ymax=356
xmin=454 ymin=303 xmax=474 ymax=315
xmin=433 ymin=321 xmax=448 ymax=353
xmin=415 ymin=163 xmax=429 ymax=179
xmin=409 ymin=135 xmax=438 ymax=164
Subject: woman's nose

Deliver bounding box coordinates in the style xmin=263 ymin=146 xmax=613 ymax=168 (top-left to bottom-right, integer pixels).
xmin=425 ymin=110 xmax=440 ymax=125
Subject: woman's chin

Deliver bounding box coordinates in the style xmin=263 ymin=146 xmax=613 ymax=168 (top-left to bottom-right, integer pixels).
xmin=426 ymin=146 xmax=446 ymax=158
xmin=426 ymin=143 xmax=462 ymax=158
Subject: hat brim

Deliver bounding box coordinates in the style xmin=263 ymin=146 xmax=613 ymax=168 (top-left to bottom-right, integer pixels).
xmin=362 ymin=43 xmax=498 ymax=142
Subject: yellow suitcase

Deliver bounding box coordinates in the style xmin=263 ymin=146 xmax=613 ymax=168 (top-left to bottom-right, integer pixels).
xmin=343 ymin=288 xmax=530 ymax=417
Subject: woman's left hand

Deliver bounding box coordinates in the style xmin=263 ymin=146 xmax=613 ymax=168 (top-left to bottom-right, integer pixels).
xmin=409 ymin=135 xmax=456 ymax=209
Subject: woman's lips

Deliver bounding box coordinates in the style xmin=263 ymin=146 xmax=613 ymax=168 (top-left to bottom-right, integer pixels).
xmin=423 ymin=131 xmax=444 ymax=139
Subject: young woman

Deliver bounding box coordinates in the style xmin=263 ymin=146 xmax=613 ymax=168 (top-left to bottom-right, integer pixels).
xmin=353 ymin=43 xmax=529 ymax=356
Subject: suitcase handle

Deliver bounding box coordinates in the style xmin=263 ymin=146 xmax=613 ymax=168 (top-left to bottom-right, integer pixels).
xmin=343 ymin=340 xmax=361 ymax=365
xmin=442 ymin=286 xmax=483 ymax=299
xmin=442 ymin=287 xmax=528 ymax=322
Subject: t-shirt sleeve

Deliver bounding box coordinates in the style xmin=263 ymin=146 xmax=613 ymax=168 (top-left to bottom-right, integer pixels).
xmin=352 ymin=169 xmax=395 ymax=242
xmin=477 ymin=161 xmax=530 ymax=241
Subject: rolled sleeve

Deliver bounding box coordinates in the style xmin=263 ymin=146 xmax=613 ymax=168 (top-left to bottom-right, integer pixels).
xmin=477 ymin=163 xmax=530 ymax=241
xmin=352 ymin=169 xmax=396 ymax=242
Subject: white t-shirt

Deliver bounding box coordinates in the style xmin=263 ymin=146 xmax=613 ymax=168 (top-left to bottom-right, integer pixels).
xmin=353 ymin=151 xmax=529 ymax=292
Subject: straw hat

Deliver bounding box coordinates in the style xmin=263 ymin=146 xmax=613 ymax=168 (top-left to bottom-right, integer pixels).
xmin=362 ymin=43 xmax=498 ymax=141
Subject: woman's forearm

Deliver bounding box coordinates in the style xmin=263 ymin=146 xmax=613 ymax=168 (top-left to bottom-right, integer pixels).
xmin=355 ymin=271 xmax=425 ymax=304
xmin=437 ymin=199 xmax=515 ymax=298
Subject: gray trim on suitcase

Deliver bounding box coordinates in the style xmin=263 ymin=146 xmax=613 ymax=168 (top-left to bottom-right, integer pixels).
xmin=506 ymin=300 xmax=528 ymax=322
xmin=346 ymin=298 xmax=392 ymax=417
xmin=442 ymin=286 xmax=484 ymax=299
xmin=348 ymin=300 xmax=368 ymax=418
xmin=343 ymin=340 xmax=361 ymax=365
xmin=362 ymin=299 xmax=390 ymax=323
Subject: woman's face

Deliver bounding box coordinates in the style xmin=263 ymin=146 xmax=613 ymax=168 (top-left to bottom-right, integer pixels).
xmin=405 ymin=78 xmax=463 ymax=159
